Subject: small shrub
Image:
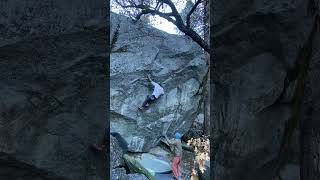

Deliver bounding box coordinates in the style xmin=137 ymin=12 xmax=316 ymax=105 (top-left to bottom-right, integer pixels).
xmin=187 ymin=137 xmax=210 ymax=176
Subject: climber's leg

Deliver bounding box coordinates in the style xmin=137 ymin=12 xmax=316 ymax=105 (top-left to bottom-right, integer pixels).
xmin=139 ymin=95 xmax=156 ymax=109
xmin=139 ymin=97 xmax=150 ymax=109
xmin=176 ymin=156 xmax=181 ymax=178
xmin=172 ymin=156 xmax=181 ymax=179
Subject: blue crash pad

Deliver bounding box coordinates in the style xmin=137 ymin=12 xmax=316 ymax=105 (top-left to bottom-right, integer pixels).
xmin=139 ymin=154 xmax=172 ymax=174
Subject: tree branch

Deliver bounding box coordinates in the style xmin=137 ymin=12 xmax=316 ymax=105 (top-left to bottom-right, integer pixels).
xmin=135 ymin=8 xmax=175 ymax=23
xmin=114 ymin=0 xmax=148 ymax=9
xmin=179 ymin=25 xmax=209 ymax=52
xmin=158 ymin=0 xmax=179 ymax=14
xmin=158 ymin=0 xmax=184 ymax=24
xmin=186 ymin=0 xmax=202 ymax=28
xmin=114 ymin=0 xmax=210 ymax=53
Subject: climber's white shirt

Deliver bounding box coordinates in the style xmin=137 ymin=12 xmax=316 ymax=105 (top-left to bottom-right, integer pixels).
xmin=151 ymin=81 xmax=164 ymax=98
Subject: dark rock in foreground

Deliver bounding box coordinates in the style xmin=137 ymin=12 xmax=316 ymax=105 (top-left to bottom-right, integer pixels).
xmin=0 ymin=1 xmax=108 ymax=179
xmin=212 ymin=0 xmax=313 ymax=179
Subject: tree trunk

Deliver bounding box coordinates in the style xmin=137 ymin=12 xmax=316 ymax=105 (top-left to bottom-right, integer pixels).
xmin=203 ymin=0 xmax=210 ymax=136
xmin=300 ymin=13 xmax=320 ymax=180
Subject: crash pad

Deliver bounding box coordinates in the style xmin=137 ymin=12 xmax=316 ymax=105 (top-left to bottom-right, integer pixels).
xmin=123 ymin=154 xmax=156 ymax=180
xmin=139 ymin=154 xmax=172 ymax=174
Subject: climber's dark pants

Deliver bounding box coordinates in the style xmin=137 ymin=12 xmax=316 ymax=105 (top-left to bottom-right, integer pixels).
xmin=141 ymin=95 xmax=157 ymax=107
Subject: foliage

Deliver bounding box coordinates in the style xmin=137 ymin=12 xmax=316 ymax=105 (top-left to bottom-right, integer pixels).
xmin=187 ymin=137 xmax=210 ymax=175
xmin=176 ymin=0 xmax=205 ymax=37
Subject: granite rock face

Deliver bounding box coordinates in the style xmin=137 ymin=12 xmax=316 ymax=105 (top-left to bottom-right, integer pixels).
xmin=111 ymin=168 xmax=127 ymax=180
xmin=110 ymin=135 xmax=124 ymax=169
xmin=0 ymin=1 xmax=107 ymax=180
xmin=110 ymin=13 xmax=208 ymax=152
xmin=0 ymin=0 xmax=106 ymax=47
xmin=212 ymin=0 xmax=314 ymax=179
xmin=111 ymin=168 xmax=148 ymax=180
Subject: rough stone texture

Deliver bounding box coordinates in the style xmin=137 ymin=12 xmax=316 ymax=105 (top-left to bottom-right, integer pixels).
xmin=0 ymin=0 xmax=106 ymax=47
xmin=211 ymin=0 xmax=314 ymax=179
xmin=180 ymin=150 xmax=195 ymax=180
xmin=279 ymin=164 xmax=300 ymax=180
xmin=111 ymin=169 xmax=148 ymax=180
xmin=126 ymin=173 xmax=149 ymax=180
xmin=0 ymin=1 xmax=107 ymax=180
xmin=110 ymin=13 xmax=207 ymax=152
xmin=184 ymin=113 xmax=205 ymax=140
xmin=111 ymin=168 xmax=127 ymax=180
xmin=110 ymin=135 xmax=124 ymax=169
xmin=299 ymin=10 xmax=320 ymax=179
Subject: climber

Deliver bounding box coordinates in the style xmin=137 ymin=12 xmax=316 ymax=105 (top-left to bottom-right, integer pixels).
xmin=138 ymin=74 xmax=164 ymax=110
xmin=163 ymin=132 xmax=183 ymax=180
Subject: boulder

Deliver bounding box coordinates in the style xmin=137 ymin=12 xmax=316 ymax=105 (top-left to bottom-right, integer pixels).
xmin=0 ymin=1 xmax=107 ymax=180
xmin=212 ymin=0 xmax=313 ymax=179
xmin=110 ymin=135 xmax=124 ymax=169
xmin=111 ymin=168 xmax=127 ymax=180
xmin=111 ymin=168 xmax=148 ymax=180
xmin=180 ymin=150 xmax=196 ymax=180
xmin=110 ymin=13 xmax=207 ymax=152
xmin=184 ymin=114 xmax=205 ymax=140
xmin=0 ymin=0 xmax=106 ymax=47
xmin=279 ymin=164 xmax=300 ymax=180
xmin=126 ymin=173 xmax=149 ymax=180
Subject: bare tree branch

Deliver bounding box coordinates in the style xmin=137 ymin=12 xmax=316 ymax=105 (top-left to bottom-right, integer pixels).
xmin=136 ymin=8 xmax=175 ymax=23
xmin=113 ymin=0 xmax=209 ymax=52
xmin=186 ymin=0 xmax=202 ymax=28
xmin=157 ymin=0 xmax=184 ymax=24
xmin=158 ymin=0 xmax=179 ymax=14
xmin=114 ymin=0 xmax=148 ymax=9
xmin=178 ymin=24 xmax=209 ymax=52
